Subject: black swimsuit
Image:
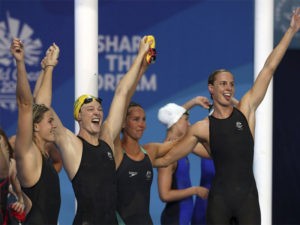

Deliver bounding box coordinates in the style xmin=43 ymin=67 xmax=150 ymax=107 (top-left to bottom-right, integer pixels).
xmin=0 ymin=177 xmax=9 ymax=225
xmin=206 ymin=108 xmax=261 ymax=225
xmin=116 ymin=147 xmax=153 ymax=225
xmin=22 ymin=156 xmax=61 ymax=225
xmin=72 ymin=137 xmax=118 ymax=225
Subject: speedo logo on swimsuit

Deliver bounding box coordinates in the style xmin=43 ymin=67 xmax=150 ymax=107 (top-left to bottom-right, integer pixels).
xmin=129 ymin=171 xmax=138 ymax=177
xmin=236 ymin=121 xmax=243 ymax=131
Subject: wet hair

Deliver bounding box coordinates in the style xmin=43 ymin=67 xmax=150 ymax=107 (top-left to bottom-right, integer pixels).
xmin=208 ymin=69 xmax=232 ymax=99
xmin=32 ymin=104 xmax=51 ymax=158
xmin=126 ymin=102 xmax=143 ymax=116
xmin=33 ymin=103 xmax=50 ymax=129
xmin=121 ymin=102 xmax=144 ymax=133
xmin=0 ymin=125 xmax=14 ymax=160
xmin=208 ymin=69 xmax=232 ymax=85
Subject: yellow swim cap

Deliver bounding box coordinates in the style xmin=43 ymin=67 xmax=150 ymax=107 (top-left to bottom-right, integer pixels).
xmin=73 ymin=95 xmax=102 ymax=120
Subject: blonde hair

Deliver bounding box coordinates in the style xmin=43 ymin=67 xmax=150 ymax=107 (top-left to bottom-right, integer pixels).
xmin=33 ymin=103 xmax=49 ymax=128
xmin=32 ymin=104 xmax=50 ymax=158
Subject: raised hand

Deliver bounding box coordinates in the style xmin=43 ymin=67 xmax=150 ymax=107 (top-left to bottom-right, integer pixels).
xmin=138 ymin=36 xmax=152 ymax=57
xmin=290 ymin=7 xmax=300 ymax=33
xmin=10 ymin=38 xmax=24 ymax=62
xmin=45 ymin=45 xmax=54 ymax=56
xmin=44 ymin=43 xmax=60 ymax=68
xmin=41 ymin=44 xmax=54 ymax=69
xmin=51 ymin=43 xmax=60 ymax=61
xmin=194 ymin=96 xmax=211 ymax=109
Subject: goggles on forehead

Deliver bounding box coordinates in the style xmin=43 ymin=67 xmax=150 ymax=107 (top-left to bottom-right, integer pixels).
xmin=73 ymin=95 xmax=103 ymax=120
xmin=83 ymin=96 xmax=102 ymax=105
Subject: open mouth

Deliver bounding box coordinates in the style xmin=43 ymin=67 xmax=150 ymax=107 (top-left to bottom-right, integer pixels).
xmin=92 ymin=118 xmax=100 ymax=124
xmin=224 ymin=93 xmax=231 ymax=101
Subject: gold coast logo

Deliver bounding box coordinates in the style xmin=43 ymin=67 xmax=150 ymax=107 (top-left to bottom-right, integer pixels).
xmin=0 ymin=12 xmax=42 ymax=111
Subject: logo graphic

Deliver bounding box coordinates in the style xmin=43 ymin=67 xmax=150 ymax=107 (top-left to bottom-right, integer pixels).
xmin=145 ymin=170 xmax=152 ymax=180
xmin=129 ymin=171 xmax=138 ymax=178
xmin=236 ymin=121 xmax=243 ymax=131
xmin=0 ymin=12 xmax=42 ymax=111
xmin=107 ymin=152 xmax=113 ymax=160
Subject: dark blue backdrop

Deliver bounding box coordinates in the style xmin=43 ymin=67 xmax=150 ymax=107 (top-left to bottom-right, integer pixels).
xmin=273 ymin=49 xmax=300 ymax=225
xmin=3 ymin=0 xmax=289 ymax=224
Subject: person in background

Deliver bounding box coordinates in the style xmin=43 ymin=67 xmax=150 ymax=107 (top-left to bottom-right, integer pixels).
xmin=191 ymin=158 xmax=215 ymax=225
xmin=114 ymin=97 xmax=210 ymax=225
xmin=0 ymin=126 xmax=33 ymax=225
xmin=0 ymin=127 xmax=10 ymax=225
xmin=157 ymin=97 xmax=210 ymax=225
